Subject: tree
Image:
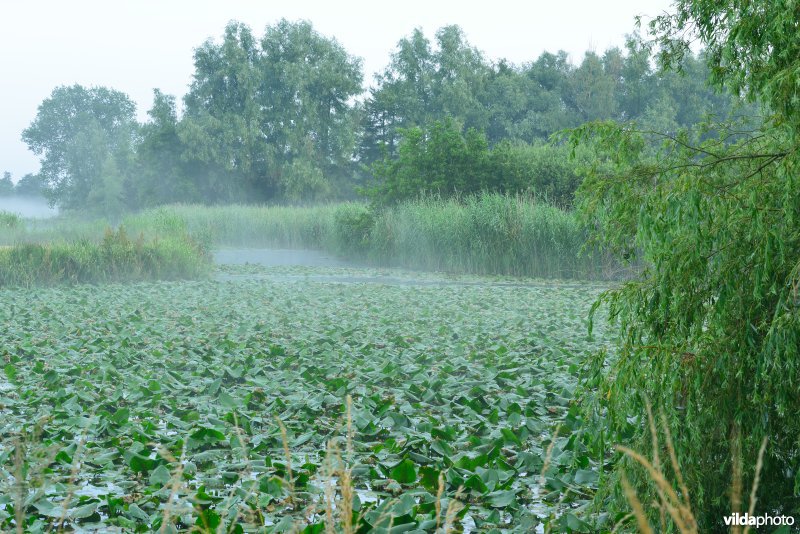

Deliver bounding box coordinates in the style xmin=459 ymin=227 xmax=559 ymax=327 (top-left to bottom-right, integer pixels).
xmin=572 ymin=0 xmax=800 ymax=528
xmin=181 ymin=19 xmax=362 ymax=203
xmin=181 ymin=22 xmax=265 ymax=203
xmin=258 ymin=19 xmax=362 ymax=197
xmin=137 ymin=89 xmax=195 ymax=206
xmin=22 ymin=85 xmax=138 ymax=211
xmin=569 ymin=52 xmax=618 ymax=122
xmin=368 ymin=118 xmax=491 ymax=204
xmin=0 ymin=172 xmax=13 ymax=196
xmin=360 ymin=26 xmax=491 ymax=166
xmin=14 ymin=173 xmax=47 ymax=197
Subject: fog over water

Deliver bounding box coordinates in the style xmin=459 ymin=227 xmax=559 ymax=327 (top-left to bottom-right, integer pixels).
xmin=0 ymin=196 xmax=58 ymax=218
xmin=214 ymin=248 xmax=355 ymax=268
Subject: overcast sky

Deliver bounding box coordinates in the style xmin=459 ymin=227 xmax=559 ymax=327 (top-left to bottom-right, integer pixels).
xmin=0 ymin=0 xmax=672 ymax=179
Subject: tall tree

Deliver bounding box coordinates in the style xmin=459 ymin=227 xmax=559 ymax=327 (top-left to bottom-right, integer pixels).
xmin=569 ymin=52 xmax=618 ymax=122
xmin=137 ymin=90 xmax=195 ymax=206
xmin=258 ymin=18 xmax=363 ymax=195
xmin=22 ymin=85 xmax=138 ymax=213
xmin=181 ymin=19 xmax=362 ymax=203
xmin=181 ymin=22 xmax=264 ymax=202
xmin=360 ymin=26 xmax=490 ymax=165
xmin=572 ymin=0 xmax=799 ymax=528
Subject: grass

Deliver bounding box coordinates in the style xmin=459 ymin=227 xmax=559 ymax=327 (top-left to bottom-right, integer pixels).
xmin=0 ymin=227 xmax=210 ymax=287
xmin=614 ymin=402 xmax=772 ymax=534
xmin=125 ymin=195 xmax=609 ymax=279
xmin=0 ymin=263 xmax=613 ymax=531
xmin=0 ymin=194 xmax=609 ymax=280
xmin=362 ymin=194 xmax=605 ymax=278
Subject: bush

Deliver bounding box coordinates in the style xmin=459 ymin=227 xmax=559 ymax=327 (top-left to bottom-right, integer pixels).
xmin=332 ymin=203 xmax=376 ymax=256
xmin=368 ymin=118 xmax=590 ymax=207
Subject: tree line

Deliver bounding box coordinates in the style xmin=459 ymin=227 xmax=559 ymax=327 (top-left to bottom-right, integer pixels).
xmin=11 ymin=19 xmax=747 ymax=215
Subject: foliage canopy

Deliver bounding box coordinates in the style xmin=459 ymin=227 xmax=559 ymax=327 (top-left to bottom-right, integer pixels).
xmin=573 ymin=0 xmax=800 ymax=528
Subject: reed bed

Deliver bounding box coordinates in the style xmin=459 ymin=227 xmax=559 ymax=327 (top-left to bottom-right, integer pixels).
xmin=137 ymin=194 xmax=606 ymax=279
xmin=0 ymin=227 xmax=210 ymax=287
xmin=2 ymin=193 xmax=610 ymax=280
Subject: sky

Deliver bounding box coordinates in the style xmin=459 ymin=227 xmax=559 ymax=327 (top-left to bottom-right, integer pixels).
xmin=0 ymin=0 xmax=673 ymax=180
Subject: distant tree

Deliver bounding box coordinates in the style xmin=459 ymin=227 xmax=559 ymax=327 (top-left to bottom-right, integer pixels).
xmin=369 ymin=119 xmax=588 ymax=206
xmin=14 ymin=173 xmax=47 ymax=197
xmin=137 ymin=89 xmax=196 ymax=206
xmin=22 ymin=85 xmax=138 ymax=213
xmin=368 ymin=118 xmax=490 ymax=204
xmin=258 ymin=19 xmax=363 ymax=198
xmin=569 ymin=52 xmax=618 ymax=122
xmin=360 ymin=26 xmax=491 ymax=166
xmin=0 ymin=172 xmax=13 ymax=196
xmin=181 ymin=22 xmax=264 ymax=203
xmin=181 ymin=19 xmax=362 ymax=203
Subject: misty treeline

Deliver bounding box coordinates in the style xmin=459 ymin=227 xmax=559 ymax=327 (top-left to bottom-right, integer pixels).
xmin=16 ymin=19 xmax=746 ymax=215
xmin=0 ymin=171 xmax=46 ymax=197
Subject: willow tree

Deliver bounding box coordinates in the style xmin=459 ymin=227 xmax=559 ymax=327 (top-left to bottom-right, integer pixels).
xmin=573 ymin=0 xmax=800 ymax=529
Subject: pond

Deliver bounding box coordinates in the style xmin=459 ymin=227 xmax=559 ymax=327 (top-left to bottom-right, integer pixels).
xmin=213 ymin=247 xmax=355 ymax=268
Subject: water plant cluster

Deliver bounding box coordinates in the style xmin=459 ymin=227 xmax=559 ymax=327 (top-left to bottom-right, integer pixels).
xmin=1 ymin=264 xmax=613 ymax=532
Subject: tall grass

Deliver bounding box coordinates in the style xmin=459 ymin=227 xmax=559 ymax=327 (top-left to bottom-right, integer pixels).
xmin=140 ymin=195 xmax=606 ymax=279
xmin=359 ymin=194 xmax=602 ymax=278
xmin=2 ymin=194 xmax=610 ymax=280
xmin=124 ymin=204 xmax=341 ymax=249
xmin=0 ymin=227 xmax=210 ymax=287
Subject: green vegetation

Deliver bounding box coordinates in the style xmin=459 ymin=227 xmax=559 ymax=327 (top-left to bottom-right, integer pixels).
xmin=571 ymin=0 xmax=800 ymax=530
xmin=0 ymin=210 xmax=21 ymax=230
xmin=0 ymin=228 xmax=210 ymax=287
xmin=0 ymin=264 xmax=612 ymax=532
xmin=337 ymin=195 xmax=604 ymax=278
xmin=2 ymin=197 xmax=604 ymax=281
xmin=368 ymin=119 xmax=591 ymax=206
xmin=9 ymin=19 xmax=748 ymax=213
xmin=3 ymin=0 xmax=797 ymax=531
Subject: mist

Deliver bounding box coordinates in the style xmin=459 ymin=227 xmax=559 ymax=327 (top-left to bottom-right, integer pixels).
xmin=0 ymin=196 xmax=58 ymax=218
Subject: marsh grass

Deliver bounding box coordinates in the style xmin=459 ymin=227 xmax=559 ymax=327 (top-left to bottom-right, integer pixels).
xmin=364 ymin=193 xmax=602 ymax=278
xmin=124 ymin=194 xmax=608 ymax=279
xmin=615 ymin=402 xmax=770 ymax=534
xmin=0 ymin=194 xmax=608 ymax=279
xmin=0 ymin=210 xmax=21 ymax=230
xmin=125 ymin=204 xmax=342 ymax=249
xmin=0 ymin=227 xmax=210 ymax=287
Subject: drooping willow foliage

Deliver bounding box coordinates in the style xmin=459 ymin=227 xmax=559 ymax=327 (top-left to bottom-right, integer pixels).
xmin=572 ymin=0 xmax=800 ymax=528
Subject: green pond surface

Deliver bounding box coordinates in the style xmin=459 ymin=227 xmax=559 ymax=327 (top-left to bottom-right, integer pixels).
xmin=1 ymin=255 xmax=614 ymax=532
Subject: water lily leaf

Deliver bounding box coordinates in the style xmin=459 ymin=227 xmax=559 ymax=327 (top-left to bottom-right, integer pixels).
xmin=487 ymin=490 xmax=517 ymax=507
xmin=69 ymin=502 xmax=98 ymax=519
xmin=390 ymin=459 xmax=417 ymax=484
xmin=149 ymin=464 xmax=172 ymax=486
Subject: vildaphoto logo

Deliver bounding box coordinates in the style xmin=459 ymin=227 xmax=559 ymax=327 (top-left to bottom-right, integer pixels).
xmin=723 ymin=512 xmax=795 ymax=528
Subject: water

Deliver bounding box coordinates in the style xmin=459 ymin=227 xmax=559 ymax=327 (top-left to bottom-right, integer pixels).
xmin=0 ymin=196 xmax=58 ymax=218
xmin=213 ymin=248 xmax=605 ymax=290
xmin=214 ymin=248 xmax=355 ymax=268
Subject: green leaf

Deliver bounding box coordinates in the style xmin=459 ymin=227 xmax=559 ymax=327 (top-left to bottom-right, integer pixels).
xmin=149 ymin=464 xmax=172 ymax=486
xmin=69 ymin=502 xmax=99 ymax=519
xmin=486 ymin=490 xmax=517 ymax=508
xmin=390 ymin=459 xmax=417 ymax=484
xmin=3 ymin=364 xmax=16 ymax=382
